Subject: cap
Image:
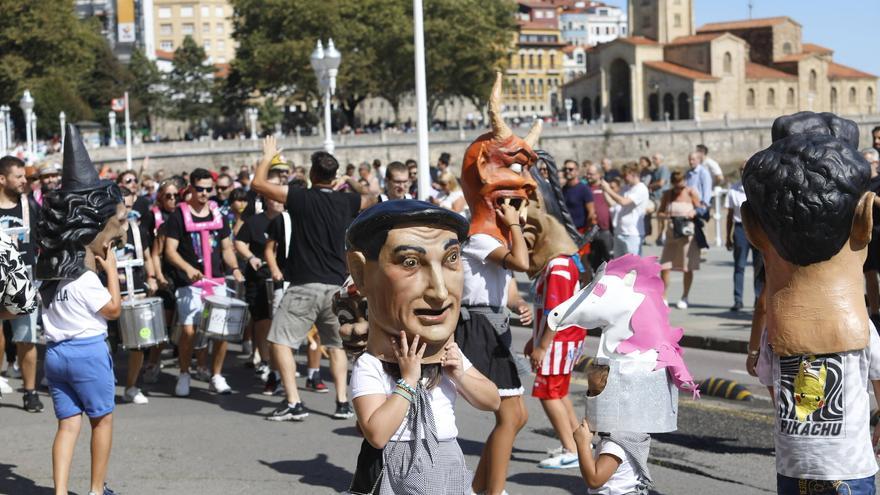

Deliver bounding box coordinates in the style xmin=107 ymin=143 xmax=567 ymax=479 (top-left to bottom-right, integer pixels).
xmin=269 ymin=153 xmax=291 ymax=171
xmin=347 ymin=199 xmax=469 ymax=253
xmin=38 ymin=162 xmax=61 ymax=177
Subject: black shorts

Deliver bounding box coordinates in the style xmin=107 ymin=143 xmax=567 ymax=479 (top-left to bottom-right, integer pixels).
xmin=245 ymin=277 xmax=272 ymax=322
xmin=455 ymin=308 xmax=522 ymax=395
xmin=156 ymin=288 xmax=176 ymax=311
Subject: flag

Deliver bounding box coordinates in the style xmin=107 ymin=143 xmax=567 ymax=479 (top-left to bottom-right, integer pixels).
xmin=111 ymin=98 xmax=126 ymax=112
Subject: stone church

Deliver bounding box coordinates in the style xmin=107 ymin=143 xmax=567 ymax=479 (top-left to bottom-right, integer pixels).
xmin=562 ymin=0 xmax=877 ymax=122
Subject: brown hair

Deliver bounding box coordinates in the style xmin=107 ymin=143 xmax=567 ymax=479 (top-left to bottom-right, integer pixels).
xmin=586 ymin=363 xmax=610 ymax=396
xmin=669 ymin=170 xmax=685 ymax=185
xmin=620 ymin=162 xmax=639 ymax=176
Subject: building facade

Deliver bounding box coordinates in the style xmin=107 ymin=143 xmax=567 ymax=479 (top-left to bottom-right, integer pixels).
xmin=153 ymin=0 xmax=236 ymax=64
xmin=559 ymin=2 xmax=627 ymax=47
xmin=562 ymin=0 xmax=877 ymax=122
xmin=74 ymin=0 xmax=155 ymax=62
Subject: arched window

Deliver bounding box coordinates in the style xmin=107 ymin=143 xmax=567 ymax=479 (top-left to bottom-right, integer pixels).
xmin=703 ymin=91 xmax=711 ymax=112
xmin=809 ymin=70 xmax=817 ymax=91
xmin=723 ymin=52 xmax=732 ymax=75
xmin=549 ymin=54 xmax=555 ymax=68
xmin=868 ymin=87 xmax=875 ymax=104
xmin=511 ymin=80 xmax=518 ymax=95
xmin=538 ymin=79 xmax=544 ymax=95
xmin=529 ymin=79 xmax=535 ymax=95
xmin=529 ymin=54 xmax=534 ymax=69
xmin=537 ymin=53 xmax=543 ymax=68
xmin=520 ymin=80 xmax=526 ymax=95
xmin=849 ymin=87 xmax=857 ymax=104
xmin=746 ymin=88 xmax=756 ymax=107
xmin=767 ymin=88 xmax=776 ymax=106
xmin=677 ymin=93 xmax=691 ymax=120
xmin=519 ymin=54 xmax=525 ymax=68
xmin=663 ymin=93 xmax=675 ymax=119
xmin=782 ymin=42 xmax=792 ymax=55
xmin=830 ymin=87 xmax=837 ymax=108
xmin=787 ymin=87 xmax=795 ymax=105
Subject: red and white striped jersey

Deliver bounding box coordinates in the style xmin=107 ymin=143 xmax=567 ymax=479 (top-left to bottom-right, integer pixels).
xmin=533 ymin=255 xmax=587 ymax=375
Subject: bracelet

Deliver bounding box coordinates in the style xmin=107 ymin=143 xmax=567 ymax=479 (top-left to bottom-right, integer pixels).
xmin=507 ymin=223 xmax=522 ymax=229
xmin=233 ymin=267 xmax=242 ymax=273
xmin=395 ymin=378 xmax=417 ymax=396
xmin=247 ymin=255 xmax=256 ymax=263
xmin=392 ymin=389 xmax=413 ymax=403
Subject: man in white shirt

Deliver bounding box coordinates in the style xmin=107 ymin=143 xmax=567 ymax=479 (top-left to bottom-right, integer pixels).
xmin=725 ymin=163 xmax=763 ymax=312
xmin=697 ymin=144 xmax=723 ymax=185
xmin=600 ymin=163 xmax=649 ymax=256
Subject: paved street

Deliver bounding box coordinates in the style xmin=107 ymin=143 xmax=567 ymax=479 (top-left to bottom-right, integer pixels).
xmin=0 ymin=244 xmax=791 ymax=494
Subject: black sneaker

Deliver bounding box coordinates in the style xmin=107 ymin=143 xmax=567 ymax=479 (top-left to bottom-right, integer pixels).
xmin=88 ymin=483 xmax=116 ymax=495
xmin=23 ymin=390 xmax=43 ymax=413
xmin=266 ymin=400 xmax=308 ymax=422
xmin=305 ymin=376 xmax=329 ymax=393
xmin=262 ymin=372 xmax=280 ymax=396
xmin=333 ymin=401 xmax=354 ymax=420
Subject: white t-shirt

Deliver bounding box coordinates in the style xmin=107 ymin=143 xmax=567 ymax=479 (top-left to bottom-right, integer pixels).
xmin=725 ymin=181 xmax=747 ymax=224
xmin=613 ymin=183 xmax=649 ymax=236
xmin=461 ymin=233 xmax=511 ymax=307
xmin=350 ymin=352 xmax=472 ymax=442
xmin=702 ymin=157 xmax=723 ymax=180
xmin=757 ymin=324 xmax=880 ymax=480
xmin=42 ymin=271 xmax=111 ymax=343
xmin=587 ymin=437 xmax=639 ymax=495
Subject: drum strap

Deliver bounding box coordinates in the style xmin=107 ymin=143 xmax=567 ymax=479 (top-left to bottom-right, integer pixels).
xmin=130 ymin=220 xmax=144 ymax=262
xmin=282 ymin=211 xmax=292 ymax=258
xmin=20 ymin=194 xmax=29 ymax=234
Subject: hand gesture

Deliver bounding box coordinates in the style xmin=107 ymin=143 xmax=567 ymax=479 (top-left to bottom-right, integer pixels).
xmin=262 ymin=135 xmax=278 ymax=163
xmin=523 ymin=339 xmax=533 ymax=357
xmin=95 ymin=243 xmax=117 ymax=273
xmin=496 ymin=202 xmax=520 ymax=228
xmin=441 ymin=342 xmax=466 ymax=382
xmin=530 ymin=345 xmax=547 ymax=373
xmin=186 ymin=267 xmax=204 ymax=282
xmin=516 ymin=302 xmax=533 ymax=327
xmin=391 ymin=331 xmax=425 ymax=386
xmin=573 ymin=417 xmax=593 ymax=446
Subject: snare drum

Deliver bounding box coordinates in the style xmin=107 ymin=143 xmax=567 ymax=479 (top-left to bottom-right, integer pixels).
xmin=199 ymin=295 xmax=249 ymax=341
xmin=225 ymin=276 xmax=246 ymax=300
xmin=119 ymin=297 xmax=168 ymax=350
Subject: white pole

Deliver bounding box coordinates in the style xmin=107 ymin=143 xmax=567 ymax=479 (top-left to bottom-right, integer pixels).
xmin=30 ymin=113 xmax=36 ymax=157
xmin=59 ymin=111 xmax=66 ymax=146
xmin=413 ymin=0 xmax=430 ymax=201
xmin=109 ymin=112 xmax=118 ymax=148
xmin=713 ymin=186 xmax=724 ymax=247
xmin=0 ymin=108 xmax=6 ymax=156
xmin=124 ymin=92 xmax=133 ymax=169
xmin=323 ymin=87 xmax=334 ymax=153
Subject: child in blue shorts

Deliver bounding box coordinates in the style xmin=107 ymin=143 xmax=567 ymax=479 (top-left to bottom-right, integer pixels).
xmin=36 ymin=125 xmax=126 ymax=495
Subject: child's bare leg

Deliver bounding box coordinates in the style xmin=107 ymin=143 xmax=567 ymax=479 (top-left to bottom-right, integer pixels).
xmin=541 ymin=397 xmax=578 ymax=452
xmin=53 ymin=415 xmax=83 ymax=495
xmin=472 ymin=395 xmax=529 ymax=495
xmin=89 ymin=413 xmax=113 ymax=494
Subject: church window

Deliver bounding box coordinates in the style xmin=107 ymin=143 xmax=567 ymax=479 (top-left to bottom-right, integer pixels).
xmin=830 ymin=87 xmax=837 ymax=107
xmin=674 ymin=14 xmax=681 ymax=28
xmin=868 ymin=87 xmax=875 ymax=104
xmin=849 ymin=87 xmax=857 ymax=104
xmin=723 ymin=52 xmax=732 ymax=75
xmin=787 ymin=87 xmax=795 ymax=105
xmin=703 ymin=92 xmax=711 ymax=112
xmin=809 ymin=70 xmax=817 ymax=91
xmin=746 ymin=88 xmax=756 ymax=107
xmin=782 ymin=42 xmax=792 ymax=55
xmin=767 ymin=88 xmax=776 ymax=106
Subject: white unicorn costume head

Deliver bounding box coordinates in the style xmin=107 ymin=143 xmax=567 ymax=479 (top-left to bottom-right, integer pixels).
xmin=547 ymin=254 xmax=697 ymax=433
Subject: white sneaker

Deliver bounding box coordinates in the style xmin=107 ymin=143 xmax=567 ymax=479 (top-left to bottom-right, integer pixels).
xmin=7 ymin=362 xmax=21 ymax=379
xmin=175 ymin=372 xmax=191 ymax=397
xmin=545 ymin=445 xmax=566 ymax=457
xmin=143 ymin=364 xmax=160 ymax=384
xmin=0 ymin=377 xmax=12 ymax=394
xmin=538 ymin=450 xmax=579 ymax=469
xmin=676 ymin=299 xmax=689 ymax=310
xmin=210 ymin=374 xmax=232 ymax=395
xmin=124 ymin=387 xmax=149 ymax=405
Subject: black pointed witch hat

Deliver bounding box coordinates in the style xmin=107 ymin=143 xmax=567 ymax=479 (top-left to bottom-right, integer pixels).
xmin=60 ymin=124 xmax=112 ymax=193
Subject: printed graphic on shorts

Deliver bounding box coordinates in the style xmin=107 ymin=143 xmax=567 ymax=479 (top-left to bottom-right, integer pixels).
xmin=778 ymin=354 xmax=844 ymax=437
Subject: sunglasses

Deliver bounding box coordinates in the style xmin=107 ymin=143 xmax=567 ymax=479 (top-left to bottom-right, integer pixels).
xmin=124 ymin=177 xmax=138 ymax=184
xmin=217 ymin=185 xmax=230 ymax=191
xmin=193 ymin=185 xmax=214 ymax=193
xmin=564 ymin=167 xmax=577 ymax=172
xmin=163 ymin=193 xmax=177 ymax=201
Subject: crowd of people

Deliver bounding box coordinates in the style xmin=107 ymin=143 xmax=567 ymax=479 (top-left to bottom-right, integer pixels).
xmin=1 ymin=109 xmax=880 ymax=495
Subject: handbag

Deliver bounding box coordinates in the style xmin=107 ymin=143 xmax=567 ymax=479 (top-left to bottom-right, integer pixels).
xmin=671 ymin=216 xmax=695 ymax=238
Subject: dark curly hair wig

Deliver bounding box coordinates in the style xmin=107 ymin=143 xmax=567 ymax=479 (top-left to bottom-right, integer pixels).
xmin=36 ymin=183 xmax=123 ymax=282
xmin=743 ymin=112 xmax=870 ymax=266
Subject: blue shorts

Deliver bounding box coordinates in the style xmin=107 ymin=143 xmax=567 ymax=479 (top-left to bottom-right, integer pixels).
xmin=44 ymin=335 xmax=115 ymax=420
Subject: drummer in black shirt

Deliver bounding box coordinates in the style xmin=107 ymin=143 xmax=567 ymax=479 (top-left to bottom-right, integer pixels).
xmin=235 ymin=171 xmax=285 ymax=381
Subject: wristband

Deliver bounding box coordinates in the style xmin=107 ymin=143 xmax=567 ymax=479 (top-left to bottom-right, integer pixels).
xmin=747 ymin=349 xmax=759 ymax=359
xmin=392 ymin=389 xmax=413 ymax=403
xmin=395 ymin=378 xmax=417 ymax=396
xmin=247 ymin=255 xmax=256 ymax=263
xmin=507 ymin=223 xmax=522 ymax=229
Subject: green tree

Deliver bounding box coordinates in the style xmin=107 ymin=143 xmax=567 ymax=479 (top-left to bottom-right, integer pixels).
xmin=229 ymin=0 xmax=516 ymax=127
xmin=167 ymin=36 xmax=215 ymax=134
xmin=128 ymin=47 xmax=166 ymax=131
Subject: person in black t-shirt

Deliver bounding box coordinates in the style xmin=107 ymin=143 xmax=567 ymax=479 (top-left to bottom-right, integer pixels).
xmin=164 ymin=168 xmax=243 ymax=398
xmin=117 ymin=170 xmax=151 ymax=225
xmin=252 ymin=136 xmax=376 ymax=421
xmin=0 ymin=155 xmax=43 ymax=412
xmin=235 ymin=171 xmax=284 ymax=380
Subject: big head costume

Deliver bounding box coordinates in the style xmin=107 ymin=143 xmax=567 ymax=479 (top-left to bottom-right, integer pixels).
xmin=741 ymin=112 xmax=873 ymax=355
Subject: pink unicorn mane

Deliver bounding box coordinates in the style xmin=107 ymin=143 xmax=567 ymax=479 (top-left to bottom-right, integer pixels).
xmin=603 ymin=254 xmax=696 ymax=392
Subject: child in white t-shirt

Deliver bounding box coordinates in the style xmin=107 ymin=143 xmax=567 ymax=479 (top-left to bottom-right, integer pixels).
xmin=573 ymin=364 xmax=652 ymax=495
xmin=351 ymin=332 xmax=499 ymax=494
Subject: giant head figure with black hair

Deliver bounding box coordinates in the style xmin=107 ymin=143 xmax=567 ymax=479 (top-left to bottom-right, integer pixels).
xmin=346 ymin=200 xmax=469 ymax=363
xmin=741 ymin=112 xmax=874 ymax=355
xmin=36 ymin=125 xmax=126 ymax=298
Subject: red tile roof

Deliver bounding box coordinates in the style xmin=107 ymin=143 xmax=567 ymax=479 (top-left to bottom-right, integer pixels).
xmin=775 ymin=52 xmax=815 ymax=63
xmin=669 ymin=33 xmax=724 ymax=45
xmin=828 ymin=61 xmax=875 ymax=79
xmin=697 ymin=16 xmax=799 ymax=33
xmin=617 ymin=36 xmax=659 ymax=46
xmin=644 ymin=61 xmax=717 ymax=80
xmin=745 ymin=62 xmax=796 ymax=80
xmin=802 ymin=43 xmax=833 ymax=55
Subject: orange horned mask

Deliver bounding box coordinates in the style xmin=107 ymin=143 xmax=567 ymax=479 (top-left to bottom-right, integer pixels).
xmin=461 ymin=72 xmax=540 ymax=244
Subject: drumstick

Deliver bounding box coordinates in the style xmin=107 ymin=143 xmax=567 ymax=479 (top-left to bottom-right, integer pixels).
xmin=202 ymin=278 xmax=239 ymax=295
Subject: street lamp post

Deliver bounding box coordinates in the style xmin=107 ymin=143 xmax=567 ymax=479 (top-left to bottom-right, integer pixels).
xmin=59 ymin=111 xmax=66 ymax=145
xmin=564 ymin=98 xmax=573 ymax=131
xmin=246 ymin=108 xmax=258 ymax=141
xmin=0 ymin=105 xmax=8 ymax=155
xmin=310 ymin=39 xmax=342 ymax=154
xmin=19 ymin=90 xmax=34 ymax=160
xmin=108 ymin=111 xmax=118 ymax=148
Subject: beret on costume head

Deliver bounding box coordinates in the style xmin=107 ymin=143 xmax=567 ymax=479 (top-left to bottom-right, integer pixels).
xmin=743 ymin=112 xmax=870 ymax=266
xmin=346 ymin=200 xmax=470 ymax=260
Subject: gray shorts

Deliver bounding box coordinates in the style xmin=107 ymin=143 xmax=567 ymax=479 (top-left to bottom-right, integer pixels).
xmin=268 ymin=283 xmax=342 ymax=349
xmin=11 ymin=311 xmax=39 ymax=344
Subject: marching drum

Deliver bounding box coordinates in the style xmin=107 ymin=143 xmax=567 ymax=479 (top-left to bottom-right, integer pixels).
xmin=199 ymin=295 xmax=249 ymax=341
xmin=225 ymin=276 xmax=246 ymax=300
xmin=119 ymin=298 xmax=168 ymax=350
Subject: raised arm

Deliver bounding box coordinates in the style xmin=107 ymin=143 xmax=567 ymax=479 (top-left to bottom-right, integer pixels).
xmin=251 ymin=136 xmax=288 ymax=204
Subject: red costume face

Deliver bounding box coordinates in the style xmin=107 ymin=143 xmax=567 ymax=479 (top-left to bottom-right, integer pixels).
xmin=460 ymin=73 xmax=540 ymax=243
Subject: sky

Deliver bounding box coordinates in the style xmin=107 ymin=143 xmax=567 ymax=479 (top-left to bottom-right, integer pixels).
xmin=601 ymin=0 xmax=880 ymax=77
